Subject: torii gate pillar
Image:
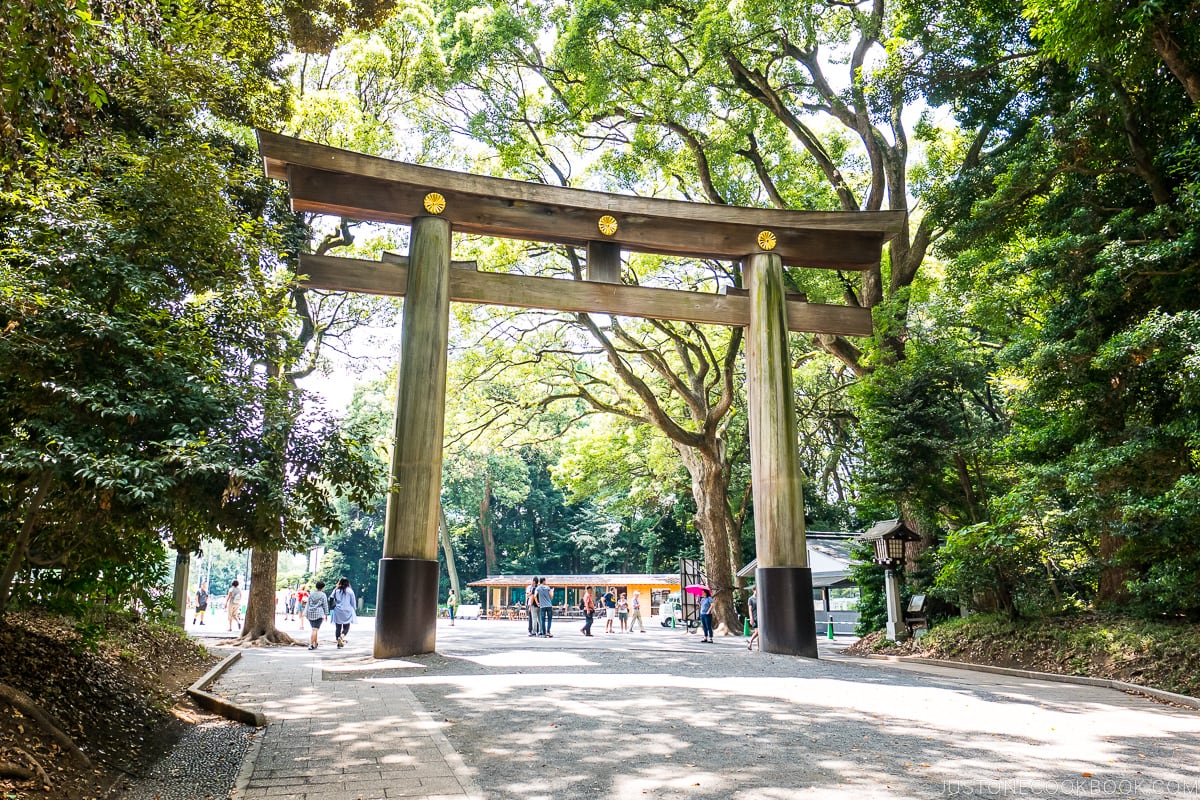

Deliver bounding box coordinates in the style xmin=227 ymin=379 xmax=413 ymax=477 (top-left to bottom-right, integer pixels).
xmin=745 ymin=252 xmax=818 ymax=658
xmin=375 ymin=216 xmax=451 ymax=658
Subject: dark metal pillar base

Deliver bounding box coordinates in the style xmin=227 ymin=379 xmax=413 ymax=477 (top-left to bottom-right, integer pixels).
xmin=758 ymin=566 xmax=818 ymax=658
xmin=374 ymin=558 xmax=438 ymax=658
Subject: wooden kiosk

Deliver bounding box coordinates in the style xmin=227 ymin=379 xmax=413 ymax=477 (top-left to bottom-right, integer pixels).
xmin=256 ymin=131 xmax=903 ymax=658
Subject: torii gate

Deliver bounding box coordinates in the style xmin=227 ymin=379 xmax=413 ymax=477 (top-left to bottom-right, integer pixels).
xmin=257 ymin=131 xmax=904 ymax=659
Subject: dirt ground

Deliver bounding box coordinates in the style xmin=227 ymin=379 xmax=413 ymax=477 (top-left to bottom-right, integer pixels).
xmin=0 ymin=610 xmax=220 ymax=800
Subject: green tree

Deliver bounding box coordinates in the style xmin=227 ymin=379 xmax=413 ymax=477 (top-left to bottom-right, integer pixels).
xmin=903 ymin=0 xmax=1200 ymax=616
xmin=0 ymin=133 xmax=279 ymax=615
xmin=0 ymin=0 xmax=401 ymax=628
xmin=426 ymin=0 xmax=1054 ymax=629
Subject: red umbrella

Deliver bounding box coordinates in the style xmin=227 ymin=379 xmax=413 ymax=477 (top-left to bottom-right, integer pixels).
xmin=683 ymin=584 xmax=710 ymax=596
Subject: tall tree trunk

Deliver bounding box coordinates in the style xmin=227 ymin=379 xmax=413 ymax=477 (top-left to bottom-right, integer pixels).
xmin=233 ymin=548 xmax=297 ymax=645
xmin=439 ymin=505 xmax=461 ymax=597
xmin=675 ymin=443 xmax=740 ymax=634
xmin=479 ymin=471 xmax=498 ymax=576
xmin=1097 ymin=532 xmax=1130 ymax=606
xmin=0 ymin=473 xmax=52 ymax=616
xmin=171 ymin=549 xmax=190 ymax=628
xmin=1152 ymin=19 xmax=1200 ymax=106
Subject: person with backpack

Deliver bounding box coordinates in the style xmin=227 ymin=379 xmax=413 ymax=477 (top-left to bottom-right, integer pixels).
xmin=329 ymin=578 xmax=356 ymax=648
xmin=603 ymin=587 xmax=617 ymax=633
xmin=305 ymin=581 xmax=329 ymax=650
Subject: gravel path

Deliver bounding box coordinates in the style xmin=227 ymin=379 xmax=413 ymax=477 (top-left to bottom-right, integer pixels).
xmin=396 ymin=621 xmax=1200 ymax=799
xmin=177 ymin=616 xmax=1200 ymax=800
xmin=116 ymin=717 xmax=255 ymax=800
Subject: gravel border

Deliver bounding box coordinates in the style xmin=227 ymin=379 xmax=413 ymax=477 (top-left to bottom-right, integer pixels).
xmin=116 ymin=718 xmax=256 ymax=800
xmin=858 ymin=653 xmax=1200 ymax=709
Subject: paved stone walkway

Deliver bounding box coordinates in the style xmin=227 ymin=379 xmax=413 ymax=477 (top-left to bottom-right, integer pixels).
xmin=203 ymin=629 xmax=481 ymax=800
xmin=196 ymin=616 xmax=1200 ymax=800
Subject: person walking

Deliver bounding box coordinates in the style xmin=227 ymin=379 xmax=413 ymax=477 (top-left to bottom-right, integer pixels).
xmin=225 ymin=580 xmax=242 ymax=632
xmin=284 ymin=589 xmax=296 ymax=622
xmin=447 ymin=589 xmax=459 ymax=626
xmin=747 ymin=585 xmax=760 ymax=651
xmin=699 ymin=588 xmax=714 ymax=643
xmin=617 ymin=593 xmax=629 ymax=632
xmin=330 ymin=577 xmax=357 ymax=648
xmin=580 ymin=587 xmax=595 ymax=636
xmin=527 ymin=577 xmax=541 ymax=637
xmin=305 ymin=580 xmax=329 ymax=650
xmin=603 ymin=587 xmax=617 ymax=633
xmin=628 ymin=590 xmax=645 ymax=632
xmin=536 ymin=577 xmax=554 ymax=637
xmin=296 ymin=585 xmax=309 ymax=632
xmin=193 ymin=582 xmax=208 ymax=626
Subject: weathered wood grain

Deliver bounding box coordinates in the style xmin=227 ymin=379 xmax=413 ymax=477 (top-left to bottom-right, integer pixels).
xmin=746 ymin=252 xmax=809 ymax=568
xmin=586 ymin=240 xmax=622 ymax=283
xmin=381 ymin=217 xmax=450 ymax=561
xmin=298 ymin=254 xmax=874 ymax=337
xmin=257 ymin=130 xmax=905 ymax=271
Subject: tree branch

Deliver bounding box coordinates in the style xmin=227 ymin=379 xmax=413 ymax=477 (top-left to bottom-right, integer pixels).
xmin=724 ymin=51 xmax=860 ymax=210
xmin=576 ymin=313 xmax=703 ymax=446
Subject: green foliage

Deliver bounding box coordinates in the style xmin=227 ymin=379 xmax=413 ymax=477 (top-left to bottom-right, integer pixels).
xmin=286 ymin=1 xmax=444 ymax=159
xmin=7 ymin=0 xmax=1199 ymax=632
xmin=0 ymin=127 xmax=285 ymax=614
xmin=855 ymin=335 xmax=1007 ymax=532
xmin=0 ymin=0 xmax=109 ymax=164
xmin=923 ymin=1 xmax=1199 ymax=617
xmin=0 ymin=0 xmax=388 ymax=620
xmin=848 ymin=541 xmax=888 ymax=636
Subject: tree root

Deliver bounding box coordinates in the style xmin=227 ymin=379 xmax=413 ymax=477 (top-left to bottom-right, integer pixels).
xmin=0 ymin=683 xmax=91 ymax=767
xmin=1 ymin=746 xmax=51 ymax=787
xmin=0 ymin=761 xmax=34 ymax=782
xmin=229 ymin=627 xmax=301 ymax=647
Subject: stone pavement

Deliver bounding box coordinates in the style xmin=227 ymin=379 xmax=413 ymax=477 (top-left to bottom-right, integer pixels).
xmin=195 ymin=617 xmax=482 ymax=800
xmin=193 ymin=615 xmax=1200 ymax=800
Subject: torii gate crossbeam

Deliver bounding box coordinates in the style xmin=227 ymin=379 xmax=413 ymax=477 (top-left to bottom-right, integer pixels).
xmin=257 ymin=131 xmax=904 ymax=659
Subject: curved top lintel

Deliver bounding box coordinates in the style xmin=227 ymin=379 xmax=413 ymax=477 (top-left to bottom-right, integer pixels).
xmin=257 ymin=130 xmax=906 ymax=271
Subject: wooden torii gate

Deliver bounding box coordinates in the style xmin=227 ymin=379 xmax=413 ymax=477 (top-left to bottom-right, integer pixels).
xmin=257 ymin=131 xmax=904 ymax=658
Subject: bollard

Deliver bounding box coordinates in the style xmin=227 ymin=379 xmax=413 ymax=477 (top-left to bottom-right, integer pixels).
xmin=827 ymin=617 xmax=835 ymax=640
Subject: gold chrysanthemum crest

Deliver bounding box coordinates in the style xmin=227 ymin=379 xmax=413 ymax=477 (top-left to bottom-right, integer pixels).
xmin=597 ymin=215 xmax=619 ymax=236
xmin=757 ymin=230 xmax=777 ymax=251
xmin=422 ymin=192 xmax=446 ymax=214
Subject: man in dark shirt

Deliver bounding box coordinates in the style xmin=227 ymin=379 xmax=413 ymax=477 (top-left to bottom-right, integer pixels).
xmin=581 ymin=587 xmax=595 ymax=636
xmin=193 ymin=583 xmax=208 ymax=625
xmin=535 ymin=578 xmax=554 ymax=637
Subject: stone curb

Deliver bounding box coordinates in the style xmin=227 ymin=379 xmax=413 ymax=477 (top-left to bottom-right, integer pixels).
xmin=850 ymin=653 xmax=1200 ymax=710
xmin=186 ymin=651 xmax=268 ymax=727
